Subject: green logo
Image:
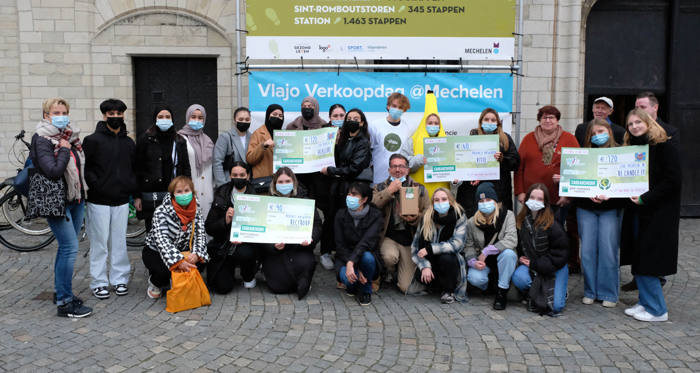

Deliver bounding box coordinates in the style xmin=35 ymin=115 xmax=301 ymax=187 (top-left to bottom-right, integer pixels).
xmin=599 ymin=178 xmax=611 ymax=190
xmin=241 ymin=225 xmax=266 ymax=233
xmin=562 ymin=187 xmax=568 ymax=193
xmin=282 ymin=158 xmax=304 ymax=164
xmin=570 ymin=179 xmax=597 ymax=187
xmin=433 ymin=165 xmax=456 ymax=172
xmin=426 ymin=174 xmax=432 ymax=179
xmin=383 ymin=133 xmax=402 ymax=152
xmin=232 ymin=232 xmax=239 ymax=238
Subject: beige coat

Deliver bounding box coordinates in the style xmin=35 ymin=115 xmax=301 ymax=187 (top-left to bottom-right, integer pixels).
xmin=463 ymin=209 xmax=518 ymax=261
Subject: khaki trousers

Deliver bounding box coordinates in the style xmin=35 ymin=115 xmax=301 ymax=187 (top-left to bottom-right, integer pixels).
xmin=380 ymin=237 xmax=416 ymax=293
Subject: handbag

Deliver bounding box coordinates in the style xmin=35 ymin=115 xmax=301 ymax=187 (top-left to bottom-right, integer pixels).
xmin=141 ymin=191 xmax=168 ymax=212
xmin=25 ymin=172 xmax=66 ymax=219
xmin=13 ymin=158 xmax=33 ymax=197
xmin=166 ymin=223 xmax=211 ymax=313
xmin=249 ymin=175 xmax=272 ymax=194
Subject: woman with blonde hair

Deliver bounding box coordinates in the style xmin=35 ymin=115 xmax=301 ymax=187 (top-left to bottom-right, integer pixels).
xmin=407 ymin=188 xmax=468 ymax=304
xmin=464 ymin=182 xmax=518 ymax=310
xmin=620 ymin=108 xmax=681 ymax=322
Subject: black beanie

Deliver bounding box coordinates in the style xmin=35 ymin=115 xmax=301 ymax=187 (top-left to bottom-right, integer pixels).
xmin=475 ymin=182 xmax=498 ymax=204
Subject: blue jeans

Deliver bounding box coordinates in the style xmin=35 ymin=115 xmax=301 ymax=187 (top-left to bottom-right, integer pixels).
xmin=577 ymin=207 xmax=622 ymax=302
xmin=637 ymin=275 xmax=667 ymax=316
xmin=339 ymin=252 xmax=376 ymax=294
xmin=467 ymin=249 xmax=517 ymax=290
xmin=512 ymin=264 xmax=569 ymax=312
xmin=47 ymin=201 xmax=85 ymax=306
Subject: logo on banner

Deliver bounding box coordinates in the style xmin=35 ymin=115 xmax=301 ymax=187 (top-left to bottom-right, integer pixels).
xmin=428 ymin=146 xmax=444 ymax=155
xmin=319 ymin=44 xmax=332 ymax=52
xmin=566 ymin=157 xmax=584 ymax=167
xmin=347 ymin=45 xmax=363 ymax=52
xmin=384 ymin=133 xmax=402 ymax=152
xmin=635 ymin=152 xmax=646 ymax=161
xmin=294 ymin=45 xmax=311 ymax=54
xmin=238 ymin=204 xmax=253 ymax=213
xmin=599 ymin=178 xmax=611 ymax=190
xmin=276 ymin=139 xmax=289 ymax=147
xmin=493 ymin=43 xmax=500 ymax=54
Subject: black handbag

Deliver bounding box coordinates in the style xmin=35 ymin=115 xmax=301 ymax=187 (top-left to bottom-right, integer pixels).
xmin=141 ymin=191 xmax=168 ymax=212
xmin=25 ymin=172 xmax=66 ymax=219
xmin=249 ymin=176 xmax=272 ymax=194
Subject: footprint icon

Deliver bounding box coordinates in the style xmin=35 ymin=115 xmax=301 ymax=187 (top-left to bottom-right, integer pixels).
xmin=399 ymin=6 xmax=405 ymax=12
xmin=266 ymin=8 xmax=281 ymax=26
xmin=269 ymin=39 xmax=280 ymax=58
xmin=334 ymin=17 xmax=341 ymax=24
xmin=246 ymin=13 xmax=257 ymax=31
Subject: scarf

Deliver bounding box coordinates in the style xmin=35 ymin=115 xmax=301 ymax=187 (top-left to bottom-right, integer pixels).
xmin=348 ymin=204 xmax=370 ymax=227
xmin=172 ymin=197 xmax=197 ymax=231
xmin=534 ymin=125 xmax=563 ymax=165
xmin=288 ymin=96 xmax=326 ymax=130
xmin=520 ymin=215 xmax=556 ymax=315
xmin=178 ymin=104 xmax=214 ymax=174
xmin=264 ymin=104 xmax=285 ymax=136
xmin=35 ymin=119 xmax=88 ymax=201
xmin=418 ymin=207 xmax=458 ymax=254
xmin=476 ymin=205 xmax=508 ymax=245
xmin=628 ymin=133 xmax=649 ymax=146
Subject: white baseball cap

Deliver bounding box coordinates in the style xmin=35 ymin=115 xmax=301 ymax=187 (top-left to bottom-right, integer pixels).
xmin=594 ymin=97 xmax=613 ymax=108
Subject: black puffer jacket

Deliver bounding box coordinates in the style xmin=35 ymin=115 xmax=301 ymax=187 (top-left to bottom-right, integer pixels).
xmin=29 ymin=133 xmax=85 ymax=203
xmin=516 ymin=218 xmax=569 ymax=275
xmin=333 ymin=204 xmax=384 ymax=281
xmin=82 ymin=121 xmax=137 ymax=206
xmin=134 ymin=125 xmax=191 ymax=194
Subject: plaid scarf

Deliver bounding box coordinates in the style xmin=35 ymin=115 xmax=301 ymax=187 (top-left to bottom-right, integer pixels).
xmin=35 ymin=120 xmax=88 ymax=201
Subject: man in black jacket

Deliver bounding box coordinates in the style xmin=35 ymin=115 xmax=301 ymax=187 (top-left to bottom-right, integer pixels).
xmin=574 ymin=97 xmax=626 ymax=146
xmin=635 ymin=92 xmax=681 ymax=152
xmin=83 ymin=99 xmax=137 ymax=299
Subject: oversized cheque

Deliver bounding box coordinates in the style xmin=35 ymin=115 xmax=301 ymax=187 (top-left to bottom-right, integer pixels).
xmin=230 ymin=195 xmax=315 ymax=244
xmin=423 ymin=135 xmax=500 ymax=182
xmin=273 ymin=127 xmax=338 ymax=174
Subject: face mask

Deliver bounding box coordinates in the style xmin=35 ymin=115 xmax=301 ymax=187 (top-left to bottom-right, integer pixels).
xmin=478 ymin=201 xmax=496 ymax=214
xmin=231 ymin=178 xmax=247 ymax=190
xmin=344 ymin=120 xmax=360 ymax=133
xmin=269 ymin=116 xmax=283 ymax=130
xmin=426 ymin=125 xmax=440 ymax=136
xmin=156 ymin=119 xmax=173 ymax=131
xmin=331 ymin=120 xmax=343 ymax=127
xmin=301 ymin=108 xmax=314 ymax=120
xmin=591 ymin=133 xmax=609 ymax=146
xmin=434 ymin=202 xmax=450 ymax=214
xmin=388 ymin=107 xmax=403 ymax=121
xmin=390 ymin=175 xmax=406 ymax=183
xmin=51 ymin=116 xmax=70 ymax=130
xmin=174 ymin=192 xmax=193 ymax=206
xmin=236 ymin=121 xmax=251 ymax=133
xmin=482 ymin=123 xmax=498 ymax=133
xmin=276 ymin=183 xmax=293 ymax=196
xmin=346 ymin=196 xmax=361 ymax=210
xmin=188 ymin=120 xmax=204 ymax=131
xmin=106 ymin=116 xmax=124 ymax=130
xmin=525 ymin=199 xmax=545 ymax=212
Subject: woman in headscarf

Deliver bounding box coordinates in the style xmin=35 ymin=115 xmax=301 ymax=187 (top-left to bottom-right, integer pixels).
xmin=399 ymin=112 xmax=449 ymax=198
xmin=246 ymin=104 xmax=284 ymax=183
xmin=178 ymin=104 xmax=215 ymax=222
xmin=287 ymin=96 xmax=327 ymax=130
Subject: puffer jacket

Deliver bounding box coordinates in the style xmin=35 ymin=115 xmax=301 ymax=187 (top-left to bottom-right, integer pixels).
xmin=134 ymin=125 xmax=191 ymax=195
xmin=29 ymin=133 xmax=85 ymax=204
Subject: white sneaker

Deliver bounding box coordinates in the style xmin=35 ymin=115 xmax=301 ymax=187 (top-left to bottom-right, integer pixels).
xmin=633 ymin=310 xmax=668 ymax=322
xmin=147 ymin=277 xmax=161 ymax=299
xmin=582 ymin=297 xmax=594 ymax=305
xmin=602 ymin=301 xmax=617 ymax=308
xmin=244 ymin=278 xmax=257 ymax=289
xmin=92 ymin=286 xmax=109 ymax=299
xmin=624 ymin=304 xmax=645 ymax=316
xmin=319 ymin=254 xmax=334 ymax=270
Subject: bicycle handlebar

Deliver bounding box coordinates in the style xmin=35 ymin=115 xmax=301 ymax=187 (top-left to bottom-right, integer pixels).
xmin=15 ymin=130 xmax=25 ymax=140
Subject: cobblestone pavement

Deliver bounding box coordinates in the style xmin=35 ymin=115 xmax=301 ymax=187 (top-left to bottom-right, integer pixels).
xmin=0 ymin=220 xmax=699 ymax=373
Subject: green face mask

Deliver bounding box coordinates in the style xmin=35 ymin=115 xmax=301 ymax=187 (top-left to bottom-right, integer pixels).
xmin=174 ymin=192 xmax=193 ymax=206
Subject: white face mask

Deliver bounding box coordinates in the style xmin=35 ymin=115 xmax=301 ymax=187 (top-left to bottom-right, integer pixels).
xmin=525 ymin=199 xmax=545 ymax=212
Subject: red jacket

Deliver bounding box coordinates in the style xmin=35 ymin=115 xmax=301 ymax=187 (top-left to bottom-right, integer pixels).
xmin=514 ymin=131 xmax=579 ymax=202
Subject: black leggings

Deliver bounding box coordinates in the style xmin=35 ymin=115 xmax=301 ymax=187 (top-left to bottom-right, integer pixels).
xmin=142 ymin=247 xmax=206 ymax=288
xmin=209 ymin=244 xmax=258 ymax=294
xmin=417 ymin=253 xmax=460 ymax=293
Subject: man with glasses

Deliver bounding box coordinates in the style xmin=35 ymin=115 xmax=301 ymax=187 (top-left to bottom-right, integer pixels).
xmin=372 ymin=154 xmax=431 ymax=293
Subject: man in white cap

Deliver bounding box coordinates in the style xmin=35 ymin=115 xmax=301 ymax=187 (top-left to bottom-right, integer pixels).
xmin=574 ymin=97 xmax=626 ymax=146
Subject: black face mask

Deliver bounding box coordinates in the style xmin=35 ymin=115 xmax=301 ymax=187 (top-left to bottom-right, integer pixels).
xmin=344 ymin=120 xmax=361 ymax=134
xmin=236 ymin=121 xmax=251 ymax=133
xmin=269 ymin=116 xmax=283 ymax=129
xmin=231 ymin=178 xmax=247 ymax=190
xmin=301 ymin=108 xmax=314 ymax=120
xmin=106 ymin=116 xmax=124 ymax=130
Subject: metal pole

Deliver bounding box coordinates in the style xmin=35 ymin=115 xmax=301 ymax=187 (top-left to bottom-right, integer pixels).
xmin=235 ymin=0 xmax=242 ymax=108
xmin=245 ymin=64 xmax=517 ymax=71
xmin=514 ymin=0 xmax=525 ymax=214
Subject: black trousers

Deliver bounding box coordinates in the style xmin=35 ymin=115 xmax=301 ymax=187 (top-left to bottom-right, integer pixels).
xmin=142 ymin=247 xmax=206 ymax=288
xmin=417 ymin=253 xmax=460 ymax=293
xmin=209 ymin=244 xmax=258 ymax=294
xmin=262 ymin=251 xmax=317 ymax=296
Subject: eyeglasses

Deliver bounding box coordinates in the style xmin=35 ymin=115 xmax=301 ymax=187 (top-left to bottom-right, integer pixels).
xmin=541 ymin=116 xmax=558 ymax=122
xmin=389 ymin=165 xmax=408 ymax=170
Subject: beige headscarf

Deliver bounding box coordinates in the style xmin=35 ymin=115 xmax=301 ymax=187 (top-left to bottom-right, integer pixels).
xmin=287 ymin=96 xmax=327 ymax=130
xmin=178 ymin=104 xmax=214 ymax=174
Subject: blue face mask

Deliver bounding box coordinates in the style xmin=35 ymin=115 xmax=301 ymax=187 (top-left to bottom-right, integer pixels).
xmin=188 ymin=120 xmax=204 ymax=131
xmin=331 ymin=120 xmax=343 ymax=127
xmin=482 ymin=123 xmax=498 ymax=133
xmin=434 ymin=202 xmax=450 ymax=214
xmin=478 ymin=201 xmax=496 ymax=214
xmin=51 ymin=116 xmax=70 ymax=130
xmin=388 ymin=107 xmax=404 ymax=121
xmin=346 ymin=196 xmax=361 ymax=210
xmin=390 ymin=175 xmax=406 ymax=183
xmin=426 ymin=125 xmax=440 ymax=136
xmin=156 ymin=119 xmax=173 ymax=131
xmin=591 ymin=133 xmax=609 ymax=146
xmin=276 ymin=183 xmax=294 ymax=196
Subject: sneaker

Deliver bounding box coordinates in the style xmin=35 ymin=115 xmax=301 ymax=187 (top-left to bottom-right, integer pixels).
xmin=602 ymin=301 xmax=617 ymax=308
xmin=372 ymin=278 xmax=380 ymax=293
xmin=57 ymin=298 xmax=93 ymax=318
xmin=147 ymin=278 xmax=161 ymax=299
xmin=243 ymin=278 xmax=257 ymax=289
xmin=53 ymin=293 xmax=83 ymax=305
xmin=441 ymin=292 xmax=455 ymax=304
xmin=624 ymin=304 xmax=645 ymax=316
xmin=115 ymin=284 xmax=128 ymax=296
xmin=337 ymin=282 xmax=346 ymax=290
xmin=383 ymin=273 xmax=394 ymax=285
xmin=358 ymin=292 xmax=371 ymax=306
xmin=582 ymin=297 xmax=594 ymax=305
xmin=633 ymin=310 xmax=668 ymax=322
xmin=92 ymin=286 xmax=109 ymax=299
xmin=346 ymin=287 xmax=357 ymax=297
xmin=319 ymin=254 xmax=334 ymax=270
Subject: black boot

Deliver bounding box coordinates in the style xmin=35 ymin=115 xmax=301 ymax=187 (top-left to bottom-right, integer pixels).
xmin=493 ymin=287 xmax=509 ymax=310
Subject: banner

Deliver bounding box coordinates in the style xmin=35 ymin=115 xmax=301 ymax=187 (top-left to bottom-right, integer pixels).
xmin=246 ymin=0 xmax=515 ymax=60
xmin=248 ymin=72 xmax=513 ymax=136
xmin=423 ymin=135 xmax=500 ymax=182
xmin=230 ymin=195 xmax=316 ymax=244
xmin=273 ymin=127 xmax=338 ymax=174
xmin=558 ymin=146 xmax=650 ymax=198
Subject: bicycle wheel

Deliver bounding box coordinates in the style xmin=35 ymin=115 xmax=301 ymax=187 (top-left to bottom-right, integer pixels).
xmin=0 ymin=190 xmax=55 ymax=251
xmin=125 ymin=202 xmax=146 ymax=247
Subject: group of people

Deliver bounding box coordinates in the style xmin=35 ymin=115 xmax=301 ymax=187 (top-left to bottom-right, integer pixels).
xmin=32 ymin=91 xmax=680 ymax=323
